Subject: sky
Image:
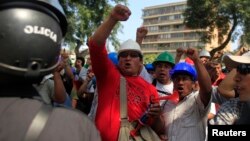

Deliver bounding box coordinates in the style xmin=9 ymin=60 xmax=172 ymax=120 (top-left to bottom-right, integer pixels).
xmin=116 ymin=0 xmax=183 ymax=43
xmin=108 ymin=0 xmax=239 ymax=52
xmin=79 ymin=0 xmax=184 ymax=52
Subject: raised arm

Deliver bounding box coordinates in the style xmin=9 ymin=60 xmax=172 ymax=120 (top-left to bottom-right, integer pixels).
xmin=175 ymin=47 xmax=185 ymax=63
xmin=61 ymin=51 xmax=74 ymax=80
xmin=78 ymin=71 xmax=95 ymax=96
xmin=186 ymin=48 xmax=212 ymax=106
xmin=52 ymin=61 xmax=67 ymax=103
xmin=218 ymin=68 xmax=237 ymax=99
xmin=136 ymin=26 xmax=148 ymax=46
xmin=90 ymin=4 xmax=131 ymax=45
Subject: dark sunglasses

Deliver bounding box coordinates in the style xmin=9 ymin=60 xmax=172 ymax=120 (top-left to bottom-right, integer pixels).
xmin=237 ymin=64 xmax=250 ymax=75
xmin=119 ymin=51 xmax=140 ymax=58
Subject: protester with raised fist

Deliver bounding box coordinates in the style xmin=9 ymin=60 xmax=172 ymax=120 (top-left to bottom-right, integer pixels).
xmin=87 ymin=4 xmax=164 ymax=141
xmin=160 ymin=48 xmax=212 ymax=141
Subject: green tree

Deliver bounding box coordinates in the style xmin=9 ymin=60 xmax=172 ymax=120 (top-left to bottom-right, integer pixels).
xmin=59 ymin=0 xmax=128 ymax=56
xmin=183 ymin=0 xmax=250 ymax=58
xmin=143 ymin=53 xmax=158 ymax=64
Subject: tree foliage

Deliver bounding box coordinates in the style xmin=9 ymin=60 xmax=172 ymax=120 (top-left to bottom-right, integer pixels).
xmin=183 ymin=0 xmax=250 ymax=58
xmin=59 ymin=0 xmax=127 ymax=56
xmin=143 ymin=53 xmax=158 ymax=64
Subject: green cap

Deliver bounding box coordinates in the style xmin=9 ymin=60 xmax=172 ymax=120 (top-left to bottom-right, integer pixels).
xmin=153 ymin=51 xmax=175 ymax=67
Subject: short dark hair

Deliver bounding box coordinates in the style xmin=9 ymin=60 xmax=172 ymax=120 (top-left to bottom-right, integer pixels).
xmin=76 ymin=57 xmax=85 ymax=66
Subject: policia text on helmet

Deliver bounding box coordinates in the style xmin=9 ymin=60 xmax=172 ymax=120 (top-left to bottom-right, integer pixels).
xmin=0 ymin=0 xmax=67 ymax=84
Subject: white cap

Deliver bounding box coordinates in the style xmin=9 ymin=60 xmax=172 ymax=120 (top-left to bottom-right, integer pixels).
xmin=118 ymin=39 xmax=142 ymax=55
xmin=223 ymin=51 xmax=250 ymax=68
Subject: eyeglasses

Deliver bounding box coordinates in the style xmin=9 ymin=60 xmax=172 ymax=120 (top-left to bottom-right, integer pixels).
xmin=237 ymin=64 xmax=250 ymax=75
xmin=119 ymin=51 xmax=140 ymax=58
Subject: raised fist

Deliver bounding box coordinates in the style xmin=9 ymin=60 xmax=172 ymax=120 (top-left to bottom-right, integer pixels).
xmin=110 ymin=4 xmax=131 ymax=21
xmin=176 ymin=47 xmax=185 ymax=57
xmin=186 ymin=48 xmax=199 ymax=61
xmin=136 ymin=26 xmax=148 ymax=39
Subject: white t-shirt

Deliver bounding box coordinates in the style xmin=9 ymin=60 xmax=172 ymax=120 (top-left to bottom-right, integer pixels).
xmin=155 ymin=81 xmax=174 ymax=106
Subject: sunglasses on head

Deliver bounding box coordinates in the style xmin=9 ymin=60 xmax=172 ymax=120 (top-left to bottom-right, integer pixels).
xmin=237 ymin=64 xmax=250 ymax=75
xmin=119 ymin=51 xmax=140 ymax=58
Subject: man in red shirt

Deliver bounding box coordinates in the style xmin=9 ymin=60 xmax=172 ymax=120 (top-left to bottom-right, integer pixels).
xmin=211 ymin=60 xmax=226 ymax=85
xmin=87 ymin=4 xmax=163 ymax=141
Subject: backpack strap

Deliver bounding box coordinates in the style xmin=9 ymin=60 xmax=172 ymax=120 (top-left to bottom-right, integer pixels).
xmin=120 ymin=76 xmax=127 ymax=121
xmin=118 ymin=76 xmax=132 ymax=141
xmin=23 ymin=104 xmax=53 ymax=141
xmin=152 ymin=79 xmax=171 ymax=95
xmin=156 ymin=90 xmax=171 ymax=95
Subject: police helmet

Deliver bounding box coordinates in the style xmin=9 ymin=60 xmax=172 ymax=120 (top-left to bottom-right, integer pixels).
xmin=0 ymin=0 xmax=67 ymax=83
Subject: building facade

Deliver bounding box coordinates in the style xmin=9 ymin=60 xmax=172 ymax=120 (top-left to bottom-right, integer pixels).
xmin=141 ymin=1 xmax=231 ymax=57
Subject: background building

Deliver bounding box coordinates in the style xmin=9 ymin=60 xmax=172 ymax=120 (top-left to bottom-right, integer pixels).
xmin=141 ymin=1 xmax=231 ymax=58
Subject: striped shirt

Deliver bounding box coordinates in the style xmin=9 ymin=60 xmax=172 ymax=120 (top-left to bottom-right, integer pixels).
xmin=209 ymin=98 xmax=241 ymax=125
xmin=162 ymin=90 xmax=212 ymax=141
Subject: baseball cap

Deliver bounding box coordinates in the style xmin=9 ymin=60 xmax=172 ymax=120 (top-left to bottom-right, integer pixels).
xmin=223 ymin=51 xmax=250 ymax=68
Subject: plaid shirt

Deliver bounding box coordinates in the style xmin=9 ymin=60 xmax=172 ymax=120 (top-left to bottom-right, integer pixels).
xmin=209 ymin=98 xmax=242 ymax=125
